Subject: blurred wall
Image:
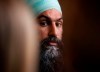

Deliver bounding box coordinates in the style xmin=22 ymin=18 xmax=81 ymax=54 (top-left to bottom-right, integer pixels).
xmin=59 ymin=0 xmax=100 ymax=72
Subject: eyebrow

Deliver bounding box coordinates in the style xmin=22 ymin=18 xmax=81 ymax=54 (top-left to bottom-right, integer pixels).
xmin=38 ymin=15 xmax=63 ymax=21
xmin=38 ymin=15 xmax=50 ymax=20
xmin=57 ymin=17 xmax=63 ymax=21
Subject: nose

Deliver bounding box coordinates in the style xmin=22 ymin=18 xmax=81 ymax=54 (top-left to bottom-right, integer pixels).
xmin=48 ymin=22 xmax=58 ymax=37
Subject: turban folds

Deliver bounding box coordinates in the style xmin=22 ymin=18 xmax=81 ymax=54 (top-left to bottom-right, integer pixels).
xmin=27 ymin=0 xmax=62 ymax=16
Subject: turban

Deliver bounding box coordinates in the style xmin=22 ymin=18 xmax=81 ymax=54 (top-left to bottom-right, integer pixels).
xmin=26 ymin=0 xmax=62 ymax=16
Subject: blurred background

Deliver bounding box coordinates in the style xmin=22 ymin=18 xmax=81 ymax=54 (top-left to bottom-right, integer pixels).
xmin=59 ymin=0 xmax=100 ymax=72
xmin=0 ymin=0 xmax=38 ymax=72
xmin=0 ymin=0 xmax=100 ymax=72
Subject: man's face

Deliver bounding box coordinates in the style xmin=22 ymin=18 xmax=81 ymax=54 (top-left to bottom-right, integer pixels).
xmin=38 ymin=9 xmax=63 ymax=41
xmin=37 ymin=9 xmax=63 ymax=72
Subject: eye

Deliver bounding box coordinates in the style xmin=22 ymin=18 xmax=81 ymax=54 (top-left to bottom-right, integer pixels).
xmin=56 ymin=21 xmax=63 ymax=27
xmin=39 ymin=21 xmax=48 ymax=27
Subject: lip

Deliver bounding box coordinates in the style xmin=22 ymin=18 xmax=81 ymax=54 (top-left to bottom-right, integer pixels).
xmin=49 ymin=42 xmax=57 ymax=46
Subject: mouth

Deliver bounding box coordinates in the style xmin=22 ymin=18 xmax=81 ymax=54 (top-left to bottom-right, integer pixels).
xmin=48 ymin=41 xmax=57 ymax=46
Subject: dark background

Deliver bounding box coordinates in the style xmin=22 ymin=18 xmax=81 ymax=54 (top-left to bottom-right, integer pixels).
xmin=59 ymin=0 xmax=100 ymax=72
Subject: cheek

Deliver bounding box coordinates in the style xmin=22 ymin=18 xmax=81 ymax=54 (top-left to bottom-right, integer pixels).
xmin=57 ymin=28 xmax=63 ymax=39
xmin=39 ymin=27 xmax=49 ymax=40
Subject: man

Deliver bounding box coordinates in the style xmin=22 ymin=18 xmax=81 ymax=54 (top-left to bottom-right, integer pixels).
xmin=27 ymin=0 xmax=64 ymax=72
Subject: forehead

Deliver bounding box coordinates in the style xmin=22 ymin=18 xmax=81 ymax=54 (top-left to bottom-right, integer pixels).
xmin=38 ymin=9 xmax=62 ymax=20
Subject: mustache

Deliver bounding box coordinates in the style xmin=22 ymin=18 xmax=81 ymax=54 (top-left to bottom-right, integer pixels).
xmin=40 ymin=36 xmax=62 ymax=48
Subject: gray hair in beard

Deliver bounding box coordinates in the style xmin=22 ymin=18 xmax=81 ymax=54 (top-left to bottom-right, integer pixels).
xmin=39 ymin=36 xmax=63 ymax=72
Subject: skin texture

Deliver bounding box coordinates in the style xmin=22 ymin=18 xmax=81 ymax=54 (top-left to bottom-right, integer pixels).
xmin=37 ymin=9 xmax=63 ymax=42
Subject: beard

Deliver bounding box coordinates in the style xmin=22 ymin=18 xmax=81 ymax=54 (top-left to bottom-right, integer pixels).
xmin=39 ymin=36 xmax=63 ymax=72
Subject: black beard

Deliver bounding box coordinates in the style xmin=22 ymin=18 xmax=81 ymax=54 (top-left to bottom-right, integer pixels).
xmin=39 ymin=36 xmax=63 ymax=72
